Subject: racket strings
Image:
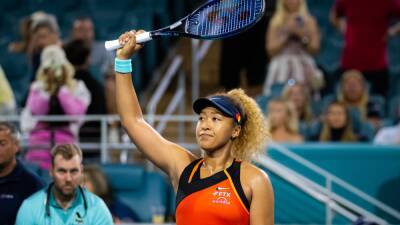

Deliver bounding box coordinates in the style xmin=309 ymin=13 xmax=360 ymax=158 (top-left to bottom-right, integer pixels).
xmin=193 ymin=0 xmax=263 ymax=36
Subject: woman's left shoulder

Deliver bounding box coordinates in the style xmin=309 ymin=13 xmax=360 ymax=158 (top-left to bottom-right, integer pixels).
xmin=240 ymin=161 xmax=272 ymax=185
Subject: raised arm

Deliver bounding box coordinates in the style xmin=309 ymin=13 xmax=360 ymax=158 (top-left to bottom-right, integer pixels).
xmin=304 ymin=16 xmax=321 ymax=55
xmin=266 ymin=24 xmax=290 ymax=57
xmin=114 ymin=31 xmax=196 ymax=184
xmin=330 ymin=0 xmax=346 ymax=34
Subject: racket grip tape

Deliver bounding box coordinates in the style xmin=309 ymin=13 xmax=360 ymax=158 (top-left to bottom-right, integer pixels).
xmin=104 ymin=32 xmax=152 ymax=51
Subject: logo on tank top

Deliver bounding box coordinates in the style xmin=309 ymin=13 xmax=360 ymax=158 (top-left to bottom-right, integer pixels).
xmin=216 ymin=187 xmax=230 ymax=191
xmin=212 ymin=188 xmax=231 ymax=205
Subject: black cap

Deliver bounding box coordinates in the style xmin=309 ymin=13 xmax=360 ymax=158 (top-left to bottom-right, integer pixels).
xmin=193 ymin=96 xmax=243 ymax=125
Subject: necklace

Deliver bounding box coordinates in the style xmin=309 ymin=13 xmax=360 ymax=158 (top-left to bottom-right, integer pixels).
xmin=201 ymin=159 xmax=233 ymax=175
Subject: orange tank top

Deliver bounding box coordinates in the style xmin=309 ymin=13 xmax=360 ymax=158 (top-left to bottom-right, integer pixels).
xmin=175 ymin=158 xmax=250 ymax=225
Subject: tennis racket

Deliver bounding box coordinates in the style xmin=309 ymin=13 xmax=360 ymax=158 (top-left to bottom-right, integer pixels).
xmin=105 ymin=0 xmax=265 ymax=51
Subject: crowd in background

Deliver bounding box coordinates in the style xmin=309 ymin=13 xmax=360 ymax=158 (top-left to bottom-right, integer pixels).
xmin=261 ymin=0 xmax=400 ymax=145
xmin=0 ymin=0 xmax=399 ymax=164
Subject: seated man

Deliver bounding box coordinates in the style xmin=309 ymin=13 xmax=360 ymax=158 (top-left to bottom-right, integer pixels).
xmin=16 ymin=144 xmax=113 ymax=225
xmin=0 ymin=122 xmax=45 ymax=225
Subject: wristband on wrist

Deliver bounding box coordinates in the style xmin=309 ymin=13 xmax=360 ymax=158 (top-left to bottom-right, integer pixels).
xmin=115 ymin=58 xmax=132 ymax=74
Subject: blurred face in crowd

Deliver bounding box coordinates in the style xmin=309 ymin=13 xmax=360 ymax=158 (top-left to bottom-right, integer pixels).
xmin=342 ymin=74 xmax=365 ymax=103
xmin=286 ymin=84 xmax=306 ymax=113
xmin=31 ymin=27 xmax=59 ymax=52
xmin=268 ymin=101 xmax=288 ymax=129
xmin=283 ymin=0 xmax=301 ymax=13
xmin=0 ymin=126 xmax=19 ymax=176
xmin=326 ymin=104 xmax=347 ymax=129
xmin=72 ymin=19 xmax=94 ymax=44
xmin=51 ymin=154 xmax=83 ymax=200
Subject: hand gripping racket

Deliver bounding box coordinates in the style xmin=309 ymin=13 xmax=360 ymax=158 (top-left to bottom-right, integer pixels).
xmin=105 ymin=0 xmax=265 ymax=51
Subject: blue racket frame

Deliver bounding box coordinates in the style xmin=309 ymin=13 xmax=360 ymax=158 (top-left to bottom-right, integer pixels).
xmin=151 ymin=0 xmax=265 ymax=40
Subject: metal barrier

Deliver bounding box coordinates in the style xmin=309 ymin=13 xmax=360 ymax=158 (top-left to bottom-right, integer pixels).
xmin=0 ymin=114 xmax=198 ymax=163
xmin=191 ymin=40 xmax=213 ymax=103
xmin=257 ymin=154 xmax=386 ymax=224
xmin=268 ymin=142 xmax=400 ymax=222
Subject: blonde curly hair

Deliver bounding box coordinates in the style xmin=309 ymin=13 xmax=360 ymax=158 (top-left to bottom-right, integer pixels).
xmin=214 ymin=89 xmax=270 ymax=161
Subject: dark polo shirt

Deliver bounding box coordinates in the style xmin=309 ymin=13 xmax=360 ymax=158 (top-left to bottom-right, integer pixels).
xmin=0 ymin=160 xmax=45 ymax=225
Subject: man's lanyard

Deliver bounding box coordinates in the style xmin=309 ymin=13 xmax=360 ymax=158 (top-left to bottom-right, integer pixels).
xmin=44 ymin=183 xmax=88 ymax=224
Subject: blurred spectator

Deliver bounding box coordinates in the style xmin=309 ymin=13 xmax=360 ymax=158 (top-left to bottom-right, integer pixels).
xmin=337 ymin=70 xmax=369 ymax=120
xmin=8 ymin=16 xmax=34 ymax=54
xmin=310 ymin=101 xmax=362 ymax=142
xmin=70 ymin=16 xmax=113 ymax=85
xmin=374 ymin=102 xmax=400 ymax=145
xmin=263 ymin=0 xmax=324 ymax=97
xmin=83 ymin=165 xmax=140 ymax=223
xmin=64 ymin=39 xmax=107 ymax=147
xmin=374 ymin=121 xmax=400 ymax=145
xmin=21 ymin=45 xmax=90 ymax=170
xmin=0 ymin=122 xmax=45 ymax=225
xmin=337 ymin=70 xmax=384 ymax=131
xmin=16 ymin=144 xmax=113 ymax=224
xmin=330 ymin=0 xmax=400 ymax=97
xmin=70 ymin=17 xmax=119 ymax=143
xmin=219 ymin=0 xmax=271 ymax=96
xmin=266 ymin=99 xmax=303 ymax=143
xmin=27 ymin=12 xmax=61 ymax=82
xmin=9 ymin=12 xmax=62 ymax=106
xmin=0 ymin=65 xmax=16 ymax=115
xmin=366 ymin=101 xmax=385 ymax=132
xmin=281 ymin=81 xmax=314 ymax=124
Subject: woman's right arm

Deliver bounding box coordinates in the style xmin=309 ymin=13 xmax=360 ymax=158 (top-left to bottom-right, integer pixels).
xmin=115 ymin=31 xmax=196 ymax=180
xmin=329 ymin=1 xmax=346 ymax=34
xmin=26 ymin=83 xmax=50 ymax=115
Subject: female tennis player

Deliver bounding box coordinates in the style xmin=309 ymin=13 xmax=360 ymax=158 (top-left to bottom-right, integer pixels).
xmin=115 ymin=30 xmax=274 ymax=225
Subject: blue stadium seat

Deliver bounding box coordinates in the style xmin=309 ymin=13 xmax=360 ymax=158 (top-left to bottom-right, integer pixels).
xmin=270 ymin=83 xmax=285 ymax=97
xmin=255 ymin=94 xmax=274 ymax=113
xmin=23 ymin=160 xmax=42 ymax=175
xmin=319 ymin=94 xmax=335 ymax=113
xmin=90 ymin=11 xmax=125 ymax=40
xmin=358 ymin=121 xmax=375 ymax=142
xmin=368 ymin=94 xmax=386 ymax=117
xmin=388 ymin=95 xmax=400 ymax=121
xmin=0 ymin=52 xmax=30 ymax=106
xmin=22 ymin=160 xmax=52 ymax=184
xmin=388 ymin=36 xmax=400 ymax=74
xmin=389 ymin=72 xmax=400 ymax=97
xmin=28 ymin=0 xmax=62 ymax=15
xmin=101 ymin=164 xmax=171 ymax=222
xmin=0 ymin=0 xmax=30 ymax=12
xmin=299 ymin=121 xmax=310 ymax=139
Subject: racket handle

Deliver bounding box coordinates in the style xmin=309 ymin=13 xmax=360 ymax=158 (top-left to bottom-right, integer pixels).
xmin=105 ymin=32 xmax=152 ymax=51
xmin=105 ymin=40 xmax=121 ymax=51
xmin=136 ymin=32 xmax=152 ymax=43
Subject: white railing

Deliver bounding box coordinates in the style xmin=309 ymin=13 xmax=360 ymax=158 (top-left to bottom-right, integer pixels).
xmin=191 ymin=40 xmax=213 ymax=103
xmin=268 ymin=142 xmax=400 ymax=221
xmin=0 ymin=114 xmax=199 ymax=163
xmin=146 ymin=56 xmax=184 ymax=127
xmin=257 ymin=155 xmax=386 ymax=224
